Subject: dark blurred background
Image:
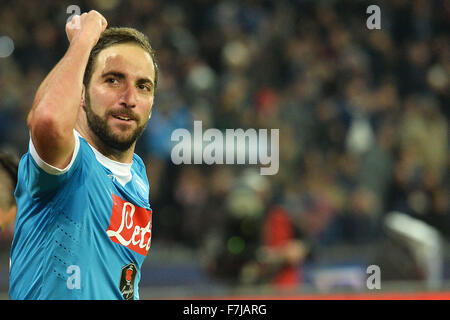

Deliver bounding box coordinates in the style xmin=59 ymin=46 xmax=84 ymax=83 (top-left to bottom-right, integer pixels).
xmin=0 ymin=0 xmax=448 ymax=299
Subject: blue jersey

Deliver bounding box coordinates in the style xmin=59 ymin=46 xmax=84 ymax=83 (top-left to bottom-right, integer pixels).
xmin=9 ymin=131 xmax=153 ymax=300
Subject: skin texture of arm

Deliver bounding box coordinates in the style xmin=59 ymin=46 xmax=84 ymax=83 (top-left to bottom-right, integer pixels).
xmin=27 ymin=11 xmax=107 ymax=169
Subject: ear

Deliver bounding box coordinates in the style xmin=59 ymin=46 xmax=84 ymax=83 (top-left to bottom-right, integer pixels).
xmin=148 ymin=109 xmax=152 ymax=120
xmin=80 ymin=85 xmax=86 ymax=110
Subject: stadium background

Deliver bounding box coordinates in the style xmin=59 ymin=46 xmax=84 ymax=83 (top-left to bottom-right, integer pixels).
xmin=0 ymin=0 xmax=449 ymax=299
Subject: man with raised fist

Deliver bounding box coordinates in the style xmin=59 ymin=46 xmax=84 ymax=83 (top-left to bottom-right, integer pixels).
xmin=9 ymin=10 xmax=158 ymax=300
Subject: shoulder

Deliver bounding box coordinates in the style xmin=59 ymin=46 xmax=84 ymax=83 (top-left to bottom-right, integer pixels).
xmin=132 ymin=153 xmax=146 ymax=173
xmin=17 ymin=131 xmax=92 ymax=198
xmin=28 ymin=130 xmax=84 ymax=176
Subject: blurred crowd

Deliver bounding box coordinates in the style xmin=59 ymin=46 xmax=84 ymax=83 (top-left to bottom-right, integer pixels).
xmin=0 ymin=0 xmax=448 ymax=287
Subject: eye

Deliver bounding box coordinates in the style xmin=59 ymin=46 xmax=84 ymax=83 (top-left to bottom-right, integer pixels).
xmin=106 ymin=77 xmax=119 ymax=84
xmin=138 ymin=84 xmax=151 ymax=92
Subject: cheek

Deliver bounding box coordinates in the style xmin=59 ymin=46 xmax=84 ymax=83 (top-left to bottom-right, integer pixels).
xmin=146 ymin=100 xmax=154 ymax=120
xmin=89 ymin=86 xmax=118 ymax=112
xmin=138 ymin=97 xmax=154 ymax=119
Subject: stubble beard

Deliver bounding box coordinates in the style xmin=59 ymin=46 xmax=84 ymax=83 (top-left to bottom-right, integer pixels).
xmin=84 ymin=92 xmax=147 ymax=152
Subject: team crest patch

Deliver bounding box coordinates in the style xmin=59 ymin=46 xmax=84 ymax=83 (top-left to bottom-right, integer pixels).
xmin=120 ymin=263 xmax=137 ymax=300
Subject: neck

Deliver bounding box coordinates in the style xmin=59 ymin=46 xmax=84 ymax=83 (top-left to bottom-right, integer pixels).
xmin=75 ymin=123 xmax=135 ymax=164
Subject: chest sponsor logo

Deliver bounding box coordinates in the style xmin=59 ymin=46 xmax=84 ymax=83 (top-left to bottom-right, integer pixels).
xmin=106 ymin=194 xmax=152 ymax=256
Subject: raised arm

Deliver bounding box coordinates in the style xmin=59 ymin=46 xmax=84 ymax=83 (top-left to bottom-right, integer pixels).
xmin=27 ymin=11 xmax=107 ymax=169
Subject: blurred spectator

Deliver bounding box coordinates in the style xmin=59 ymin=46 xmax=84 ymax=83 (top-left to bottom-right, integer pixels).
xmin=0 ymin=0 xmax=448 ymax=287
xmin=0 ymin=152 xmax=19 ymax=243
xmin=240 ymin=205 xmax=308 ymax=289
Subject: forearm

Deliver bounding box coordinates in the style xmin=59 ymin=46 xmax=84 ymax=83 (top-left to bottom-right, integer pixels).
xmin=29 ymin=38 xmax=94 ymax=135
xmin=27 ymin=11 xmax=107 ymax=168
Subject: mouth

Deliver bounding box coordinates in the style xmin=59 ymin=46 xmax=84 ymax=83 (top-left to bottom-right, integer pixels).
xmin=111 ymin=113 xmax=136 ymax=123
xmin=113 ymin=115 xmax=132 ymax=121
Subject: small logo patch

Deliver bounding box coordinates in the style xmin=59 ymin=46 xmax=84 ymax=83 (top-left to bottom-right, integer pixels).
xmin=133 ymin=176 xmax=149 ymax=203
xmin=119 ymin=263 xmax=137 ymax=300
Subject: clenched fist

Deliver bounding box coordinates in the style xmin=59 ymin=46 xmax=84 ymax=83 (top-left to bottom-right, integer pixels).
xmin=66 ymin=10 xmax=107 ymax=47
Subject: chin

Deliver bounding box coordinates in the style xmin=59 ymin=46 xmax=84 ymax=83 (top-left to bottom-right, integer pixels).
xmin=106 ymin=126 xmax=144 ymax=151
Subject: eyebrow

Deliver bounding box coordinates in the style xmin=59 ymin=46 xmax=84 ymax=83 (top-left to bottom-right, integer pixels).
xmin=101 ymin=71 xmax=154 ymax=88
xmin=101 ymin=71 xmax=125 ymax=79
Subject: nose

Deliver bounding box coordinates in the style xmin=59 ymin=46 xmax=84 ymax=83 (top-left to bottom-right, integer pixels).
xmin=120 ymin=84 xmax=137 ymax=108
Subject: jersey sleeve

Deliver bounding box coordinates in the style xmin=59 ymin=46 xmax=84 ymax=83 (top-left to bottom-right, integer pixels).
xmin=20 ymin=130 xmax=82 ymax=198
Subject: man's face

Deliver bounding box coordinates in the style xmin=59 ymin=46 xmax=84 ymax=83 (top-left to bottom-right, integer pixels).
xmin=84 ymin=43 xmax=155 ymax=151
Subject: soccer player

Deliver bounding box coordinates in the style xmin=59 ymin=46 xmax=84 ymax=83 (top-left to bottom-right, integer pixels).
xmin=9 ymin=11 xmax=158 ymax=300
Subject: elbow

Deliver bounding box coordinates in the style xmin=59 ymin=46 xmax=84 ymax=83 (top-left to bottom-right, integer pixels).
xmin=28 ymin=104 xmax=67 ymax=143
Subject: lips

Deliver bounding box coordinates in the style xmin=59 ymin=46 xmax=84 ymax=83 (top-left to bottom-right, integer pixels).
xmin=113 ymin=115 xmax=133 ymax=121
xmin=111 ymin=112 xmax=137 ymax=122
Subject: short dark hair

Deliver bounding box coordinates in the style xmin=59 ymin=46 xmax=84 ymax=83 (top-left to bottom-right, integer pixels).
xmin=83 ymin=27 xmax=158 ymax=90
